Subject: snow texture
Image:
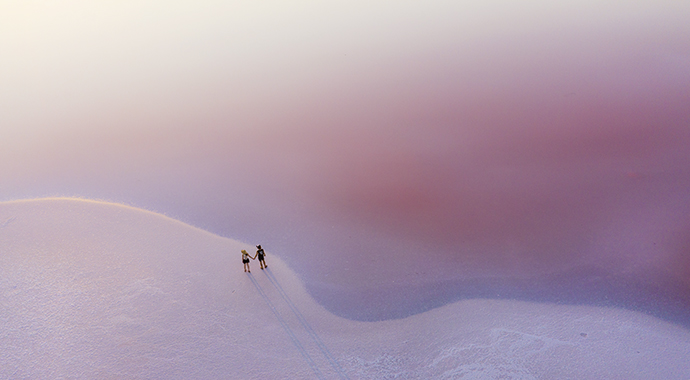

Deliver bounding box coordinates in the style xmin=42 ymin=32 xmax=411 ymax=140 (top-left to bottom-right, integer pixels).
xmin=1 ymin=198 xmax=689 ymax=379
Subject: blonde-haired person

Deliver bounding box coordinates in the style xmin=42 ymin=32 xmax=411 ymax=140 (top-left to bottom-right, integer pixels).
xmin=241 ymin=250 xmax=252 ymax=272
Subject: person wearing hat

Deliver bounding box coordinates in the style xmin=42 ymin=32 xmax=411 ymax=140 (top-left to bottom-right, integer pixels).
xmin=253 ymin=245 xmax=268 ymax=270
xmin=241 ymin=250 xmax=252 ymax=272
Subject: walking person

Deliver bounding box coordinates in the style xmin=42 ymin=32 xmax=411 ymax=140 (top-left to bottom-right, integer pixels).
xmin=242 ymin=249 xmax=252 ymax=272
xmin=253 ymin=245 xmax=268 ymax=270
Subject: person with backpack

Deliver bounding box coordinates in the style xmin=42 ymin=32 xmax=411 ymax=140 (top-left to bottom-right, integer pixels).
xmin=253 ymin=245 xmax=268 ymax=270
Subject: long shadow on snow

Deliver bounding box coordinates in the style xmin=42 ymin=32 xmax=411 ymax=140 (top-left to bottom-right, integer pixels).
xmin=264 ymin=268 xmax=349 ymax=380
xmin=247 ymin=273 xmax=325 ymax=380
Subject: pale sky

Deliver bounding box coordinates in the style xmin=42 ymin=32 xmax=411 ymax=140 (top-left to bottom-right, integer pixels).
xmin=2 ymin=0 xmax=690 ymax=320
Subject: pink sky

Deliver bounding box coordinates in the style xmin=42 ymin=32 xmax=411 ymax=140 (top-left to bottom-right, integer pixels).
xmin=2 ymin=0 xmax=690 ymax=321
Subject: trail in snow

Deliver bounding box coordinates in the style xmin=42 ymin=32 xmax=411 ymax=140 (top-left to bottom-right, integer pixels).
xmin=1 ymin=216 xmax=16 ymax=228
xmin=247 ymin=273 xmax=325 ymax=380
xmin=265 ymin=268 xmax=350 ymax=380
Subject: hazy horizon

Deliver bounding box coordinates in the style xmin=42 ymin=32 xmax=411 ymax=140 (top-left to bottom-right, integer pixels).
xmin=2 ymin=0 xmax=690 ymax=322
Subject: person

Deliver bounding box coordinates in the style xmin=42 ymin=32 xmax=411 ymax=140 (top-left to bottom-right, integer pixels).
xmin=241 ymin=250 xmax=252 ymax=273
xmin=253 ymin=244 xmax=268 ymax=270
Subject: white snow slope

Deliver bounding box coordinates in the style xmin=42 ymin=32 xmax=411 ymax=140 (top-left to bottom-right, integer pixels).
xmin=1 ymin=198 xmax=689 ymax=379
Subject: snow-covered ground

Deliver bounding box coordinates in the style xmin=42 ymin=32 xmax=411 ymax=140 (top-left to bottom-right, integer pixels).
xmin=2 ymin=198 xmax=689 ymax=379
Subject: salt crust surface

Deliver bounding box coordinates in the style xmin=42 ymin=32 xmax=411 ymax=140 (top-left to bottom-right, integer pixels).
xmin=1 ymin=198 xmax=689 ymax=379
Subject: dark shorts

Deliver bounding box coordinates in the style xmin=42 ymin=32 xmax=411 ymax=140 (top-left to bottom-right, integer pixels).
xmin=243 ymin=258 xmax=249 ymax=264
xmin=257 ymin=254 xmax=264 ymax=261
